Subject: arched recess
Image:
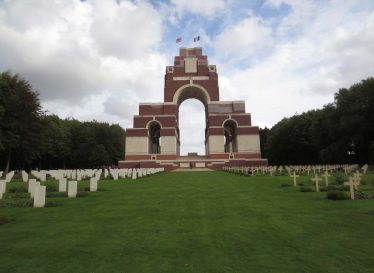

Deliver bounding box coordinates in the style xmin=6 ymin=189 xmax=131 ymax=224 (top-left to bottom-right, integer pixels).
xmin=173 ymin=84 xmax=211 ymax=106
xmin=223 ymin=119 xmax=238 ymax=153
xmin=173 ymin=84 xmax=210 ymax=156
xmin=147 ymin=121 xmax=161 ymax=154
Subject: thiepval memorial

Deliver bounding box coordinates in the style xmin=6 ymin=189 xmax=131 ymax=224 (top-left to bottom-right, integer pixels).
xmin=119 ymin=47 xmax=268 ymax=170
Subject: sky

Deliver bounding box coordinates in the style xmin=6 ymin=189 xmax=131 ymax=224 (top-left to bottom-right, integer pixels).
xmin=0 ymin=0 xmax=373 ymax=155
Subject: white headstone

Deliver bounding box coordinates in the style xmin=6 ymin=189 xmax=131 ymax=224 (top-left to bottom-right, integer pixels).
xmin=132 ymin=170 xmax=137 ymax=180
xmin=0 ymin=180 xmax=6 ymax=199
xmin=40 ymin=171 xmax=46 ymax=182
xmin=77 ymin=171 xmax=82 ymax=181
xmin=90 ymin=177 xmax=98 ymax=192
xmin=5 ymin=171 xmax=14 ymax=183
xmin=28 ymin=180 xmax=40 ymax=198
xmin=59 ymin=178 xmax=67 ymax=192
xmin=68 ymin=181 xmax=77 ymax=198
xmin=33 ymin=185 xmax=46 ymax=208
xmin=21 ymin=171 xmax=28 ymax=182
xmin=112 ymin=172 xmax=118 ymax=180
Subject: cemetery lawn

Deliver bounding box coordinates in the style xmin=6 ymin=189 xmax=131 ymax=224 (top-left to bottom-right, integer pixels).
xmin=1 ymin=172 xmax=374 ymax=273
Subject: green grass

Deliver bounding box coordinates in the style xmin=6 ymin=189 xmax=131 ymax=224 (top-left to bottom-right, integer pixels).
xmin=1 ymin=172 xmax=374 ymax=273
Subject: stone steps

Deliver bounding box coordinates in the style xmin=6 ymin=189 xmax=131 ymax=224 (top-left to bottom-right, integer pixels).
xmin=171 ymin=168 xmax=213 ymax=172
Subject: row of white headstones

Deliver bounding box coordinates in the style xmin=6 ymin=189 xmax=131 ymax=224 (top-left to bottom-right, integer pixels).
xmin=224 ymin=164 xmax=369 ymax=200
xmin=0 ymin=168 xmax=165 ymax=207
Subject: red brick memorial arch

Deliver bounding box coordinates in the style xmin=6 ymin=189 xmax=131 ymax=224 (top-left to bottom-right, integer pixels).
xmin=119 ymin=47 xmax=268 ymax=170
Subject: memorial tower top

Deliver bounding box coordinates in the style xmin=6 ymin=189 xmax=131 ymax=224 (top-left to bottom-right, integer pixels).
xmin=164 ymin=47 xmax=219 ymax=103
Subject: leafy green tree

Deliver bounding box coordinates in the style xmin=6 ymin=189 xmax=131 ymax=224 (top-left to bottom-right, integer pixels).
xmin=259 ymin=127 xmax=270 ymax=160
xmin=0 ymin=72 xmax=44 ymax=172
xmin=334 ymin=78 xmax=374 ymax=164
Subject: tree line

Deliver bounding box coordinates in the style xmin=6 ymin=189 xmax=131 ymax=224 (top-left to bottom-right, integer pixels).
xmin=261 ymin=77 xmax=374 ymax=165
xmin=0 ymin=72 xmax=125 ymax=172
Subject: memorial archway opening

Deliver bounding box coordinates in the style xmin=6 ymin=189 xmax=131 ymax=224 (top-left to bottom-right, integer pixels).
xmin=178 ymin=98 xmax=206 ymax=156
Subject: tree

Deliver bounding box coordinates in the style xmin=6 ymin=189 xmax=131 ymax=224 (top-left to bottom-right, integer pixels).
xmin=0 ymin=72 xmax=44 ymax=173
xmin=259 ymin=127 xmax=270 ymax=160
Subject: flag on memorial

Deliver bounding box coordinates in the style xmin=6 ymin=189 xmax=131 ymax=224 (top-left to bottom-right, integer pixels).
xmin=193 ymin=36 xmax=200 ymax=42
xmin=176 ymin=37 xmax=182 ymax=43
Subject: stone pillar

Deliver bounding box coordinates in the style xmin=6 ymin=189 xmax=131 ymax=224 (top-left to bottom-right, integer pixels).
xmin=33 ymin=185 xmax=46 ymax=208
xmin=68 ymin=181 xmax=77 ymax=198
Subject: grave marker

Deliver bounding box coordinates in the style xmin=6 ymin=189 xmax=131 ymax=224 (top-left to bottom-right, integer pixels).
xmin=344 ymin=177 xmax=360 ymax=200
xmin=311 ymin=175 xmax=322 ymax=192
xmin=90 ymin=178 xmax=98 ymax=192
xmin=0 ymin=180 xmax=6 ymax=199
xmin=68 ymin=181 xmax=77 ymax=198
xmin=21 ymin=171 xmax=28 ymax=182
xmin=28 ymin=179 xmax=40 ymax=198
xmin=59 ymin=178 xmax=67 ymax=192
xmin=290 ymin=172 xmax=299 ymax=187
xmin=132 ymin=170 xmax=137 ymax=180
xmin=33 ymin=185 xmax=46 ymax=208
xmin=361 ymin=164 xmax=368 ymax=174
xmin=322 ymin=171 xmax=331 ymax=186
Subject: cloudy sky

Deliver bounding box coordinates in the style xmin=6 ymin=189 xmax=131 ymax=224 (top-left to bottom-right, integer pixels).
xmin=1 ymin=0 xmax=373 ymax=155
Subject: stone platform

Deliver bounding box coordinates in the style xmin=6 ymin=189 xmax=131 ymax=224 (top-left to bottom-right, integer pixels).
xmin=118 ymin=155 xmax=267 ymax=171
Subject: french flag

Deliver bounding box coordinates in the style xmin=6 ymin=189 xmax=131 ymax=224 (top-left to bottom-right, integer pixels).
xmin=193 ymin=36 xmax=200 ymax=42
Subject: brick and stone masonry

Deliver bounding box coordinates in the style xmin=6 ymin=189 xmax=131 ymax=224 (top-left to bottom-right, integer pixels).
xmin=119 ymin=47 xmax=268 ymax=170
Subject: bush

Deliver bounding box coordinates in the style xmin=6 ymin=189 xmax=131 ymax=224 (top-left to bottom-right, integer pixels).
xmin=0 ymin=199 xmax=33 ymax=208
xmin=46 ymin=192 xmax=67 ymax=198
xmin=334 ymin=173 xmax=346 ymax=185
xmin=0 ymin=214 xmax=13 ymax=225
xmin=298 ymin=183 xmax=304 ymax=186
xmin=3 ymin=192 xmax=30 ymax=199
xmin=355 ymin=191 xmax=374 ymax=200
xmin=77 ymin=191 xmax=89 ymax=197
xmin=44 ymin=183 xmax=58 ymax=192
xmin=326 ymin=185 xmax=340 ymax=191
xmin=327 ymin=190 xmax=350 ymax=200
xmin=361 ymin=176 xmax=374 ymax=186
xmin=340 ymin=185 xmax=350 ymax=191
xmin=45 ymin=201 xmax=62 ymax=207
xmin=281 ymin=183 xmax=292 ymax=187
xmin=300 ymin=186 xmax=313 ymax=192
xmin=8 ymin=186 xmax=28 ymax=193
xmin=320 ymin=187 xmax=328 ymax=192
xmin=84 ymin=187 xmax=90 ymax=191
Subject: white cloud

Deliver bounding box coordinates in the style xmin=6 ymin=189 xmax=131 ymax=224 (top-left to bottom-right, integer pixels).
xmin=170 ymin=0 xmax=227 ymax=18
xmin=89 ymin=0 xmax=162 ymax=59
xmin=217 ymin=1 xmax=374 ymax=129
xmin=0 ymin=0 xmax=166 ymax=127
xmin=214 ymin=15 xmax=272 ymax=55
